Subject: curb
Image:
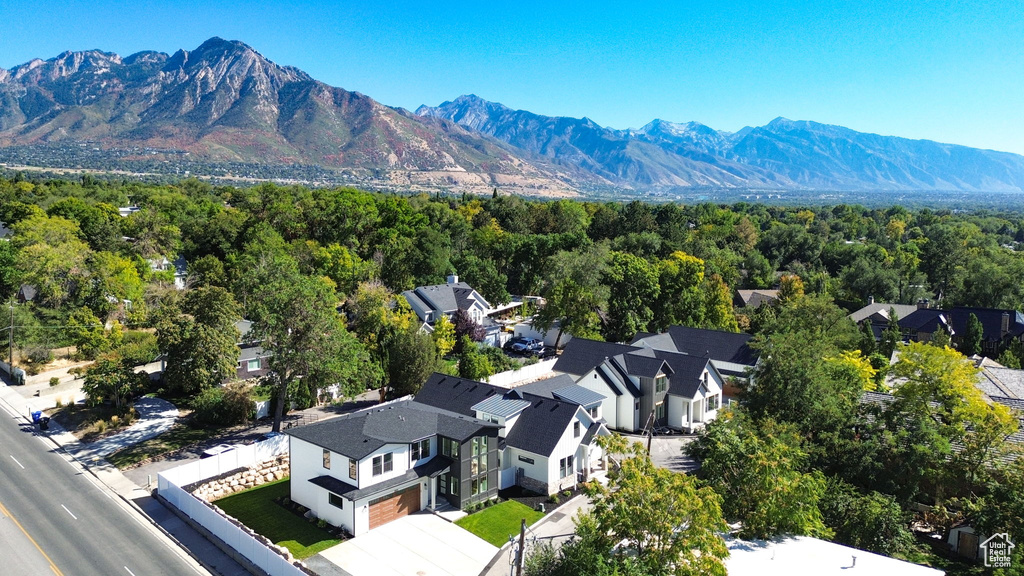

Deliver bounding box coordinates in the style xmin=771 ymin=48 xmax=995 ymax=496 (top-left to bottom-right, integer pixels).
xmin=0 ymin=384 xmax=217 ymax=576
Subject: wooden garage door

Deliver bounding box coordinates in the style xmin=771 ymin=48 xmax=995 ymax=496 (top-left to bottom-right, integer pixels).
xmin=368 ymin=485 xmax=421 ymax=529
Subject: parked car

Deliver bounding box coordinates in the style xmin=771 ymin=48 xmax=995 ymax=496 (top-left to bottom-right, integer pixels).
xmin=509 ymin=337 xmax=543 ymax=354
xmin=201 ymin=443 xmax=239 ymax=458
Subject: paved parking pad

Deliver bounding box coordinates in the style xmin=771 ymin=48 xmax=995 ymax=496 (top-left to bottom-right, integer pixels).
xmin=316 ymin=512 xmax=497 ymax=576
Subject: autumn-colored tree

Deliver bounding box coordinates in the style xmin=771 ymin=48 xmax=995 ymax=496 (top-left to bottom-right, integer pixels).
xmin=431 ymin=315 xmax=456 ymax=357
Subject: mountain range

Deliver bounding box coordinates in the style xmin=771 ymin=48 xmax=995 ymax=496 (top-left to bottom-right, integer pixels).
xmin=2 ymin=37 xmax=1024 ymax=195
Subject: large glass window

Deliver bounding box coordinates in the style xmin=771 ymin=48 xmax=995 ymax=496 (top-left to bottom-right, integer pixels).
xmin=574 ymin=421 xmax=581 ymax=437
xmin=372 ymin=452 xmax=393 ymax=476
xmin=329 ymin=493 xmax=344 ymax=509
xmin=655 ymin=375 xmax=667 ymax=393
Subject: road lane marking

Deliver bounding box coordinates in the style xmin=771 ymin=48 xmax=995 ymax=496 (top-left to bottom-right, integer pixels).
xmin=9 ymin=454 xmax=24 ymax=469
xmin=125 ymin=566 xmax=137 ymax=576
xmin=60 ymin=504 xmax=77 ymax=520
xmin=0 ymin=499 xmax=66 ymax=576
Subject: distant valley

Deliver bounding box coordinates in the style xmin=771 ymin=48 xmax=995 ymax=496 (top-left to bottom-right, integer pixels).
xmin=3 ymin=37 xmax=1024 ymax=198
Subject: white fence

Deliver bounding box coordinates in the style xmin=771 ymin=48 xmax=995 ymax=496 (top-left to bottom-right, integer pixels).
xmin=486 ymin=359 xmax=557 ymax=388
xmin=157 ymin=436 xmax=309 ymax=576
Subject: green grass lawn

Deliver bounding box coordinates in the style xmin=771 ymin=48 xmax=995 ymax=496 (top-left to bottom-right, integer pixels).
xmin=455 ymin=500 xmax=545 ymax=547
xmin=214 ymin=478 xmax=342 ymax=559
xmin=106 ymin=423 xmax=225 ymax=469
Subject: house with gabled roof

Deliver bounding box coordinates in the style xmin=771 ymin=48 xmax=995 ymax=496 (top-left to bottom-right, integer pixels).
xmin=553 ymin=337 xmax=725 ymax=433
xmin=287 ymin=397 xmax=501 ymax=537
xmin=286 ymin=372 xmax=611 ymax=535
xmin=402 ymin=274 xmax=506 ymax=345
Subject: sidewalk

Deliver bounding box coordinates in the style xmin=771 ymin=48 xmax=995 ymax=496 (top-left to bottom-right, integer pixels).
xmin=478 ymin=495 xmax=592 ymax=576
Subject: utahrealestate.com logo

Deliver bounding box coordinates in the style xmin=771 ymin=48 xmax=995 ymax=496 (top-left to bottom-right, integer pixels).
xmin=981 ymin=533 xmax=1015 ymax=569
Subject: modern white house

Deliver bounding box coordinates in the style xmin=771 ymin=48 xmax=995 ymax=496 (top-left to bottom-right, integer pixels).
xmin=553 ymin=337 xmax=725 ymax=433
xmin=286 ymin=373 xmax=611 ymax=535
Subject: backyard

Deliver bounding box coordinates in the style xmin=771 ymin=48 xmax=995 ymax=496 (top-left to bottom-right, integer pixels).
xmin=455 ymin=500 xmax=545 ymax=547
xmin=213 ymin=478 xmax=342 ymax=559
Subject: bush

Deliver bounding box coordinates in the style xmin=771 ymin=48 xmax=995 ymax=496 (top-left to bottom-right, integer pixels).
xmin=191 ymin=382 xmax=254 ymax=427
xmin=820 ymin=477 xmax=913 ymax=556
xmin=115 ymin=331 xmax=159 ymax=366
xmin=24 ymin=345 xmax=53 ymax=367
xmin=49 ymin=377 xmax=60 ymax=387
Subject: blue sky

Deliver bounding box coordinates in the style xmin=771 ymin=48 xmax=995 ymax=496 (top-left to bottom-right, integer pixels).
xmin=2 ymin=0 xmax=1023 ymax=154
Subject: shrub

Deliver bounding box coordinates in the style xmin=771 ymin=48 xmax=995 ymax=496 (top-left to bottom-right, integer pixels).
xmin=820 ymin=477 xmax=913 ymax=556
xmin=115 ymin=331 xmax=159 ymax=366
xmin=25 ymin=345 xmax=53 ymax=367
xmin=96 ymin=420 xmax=107 ymax=433
xmin=49 ymin=377 xmax=60 ymax=387
xmin=550 ymin=494 xmax=560 ymax=505
xmin=317 ymin=519 xmax=328 ymax=529
xmin=192 ymin=382 xmax=254 ymax=427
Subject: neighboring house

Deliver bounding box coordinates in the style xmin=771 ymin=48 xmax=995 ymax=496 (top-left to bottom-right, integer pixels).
xmin=286 ymin=371 xmax=610 ymax=535
xmin=402 ymin=274 xmax=504 ymax=346
xmin=0 ymin=221 xmax=12 ymax=241
xmin=947 ymin=307 xmax=1024 ymax=356
xmin=286 ymin=397 xmax=501 ymax=537
xmin=16 ymin=284 xmax=37 ymax=304
xmin=733 ymin=289 xmax=780 ymax=309
xmin=149 ymin=256 xmax=188 ymax=290
xmin=971 ymin=355 xmax=1024 ymax=400
xmin=118 ymin=206 xmax=141 ymax=217
xmin=726 ymin=535 xmax=944 ymax=576
xmin=897 ymin=307 xmax=952 ymax=343
xmin=414 ymin=373 xmax=610 ymax=496
xmin=234 ymin=320 xmax=271 ymax=381
xmin=848 ymin=300 xmax=918 ymax=339
xmin=552 ymin=338 xmax=725 ymax=433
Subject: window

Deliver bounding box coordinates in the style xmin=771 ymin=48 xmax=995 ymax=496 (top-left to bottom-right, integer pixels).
xmin=411 ymin=438 xmax=430 ymax=461
xmin=655 ymin=375 xmax=667 ymax=393
xmin=372 ymin=452 xmax=393 ymax=476
xmin=518 ymin=455 xmax=535 ymax=465
xmin=655 ymin=402 xmax=666 ymax=421
xmin=706 ymin=394 xmax=719 ymax=412
xmin=329 ymin=493 xmax=344 ymax=509
xmin=574 ymin=421 xmax=581 ymax=438
xmin=450 ymin=476 xmax=458 ymax=496
xmin=559 ymin=455 xmax=574 ymax=479
xmin=349 ymin=458 xmax=357 ymax=480
xmin=439 ymin=474 xmax=447 ymax=494
xmin=247 ymin=359 xmax=261 ymax=372
xmin=589 ymin=406 xmax=598 ymax=418
xmin=472 ymin=477 xmax=488 ymax=495
xmin=322 ymin=449 xmax=331 ymax=469
xmin=441 ymin=437 xmax=459 ymax=458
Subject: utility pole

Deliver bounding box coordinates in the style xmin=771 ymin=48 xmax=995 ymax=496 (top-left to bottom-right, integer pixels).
xmin=8 ymin=296 xmax=13 ymax=371
xmin=515 ymin=518 xmax=526 ymax=576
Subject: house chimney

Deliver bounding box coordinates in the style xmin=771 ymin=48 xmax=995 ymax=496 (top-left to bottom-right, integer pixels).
xmin=1002 ymin=312 xmax=1010 ymax=337
xmin=868 ymin=295 xmax=875 ymax=305
xmin=917 ymin=299 xmax=930 ymax=310
xmin=447 ymin=273 xmax=459 ymax=284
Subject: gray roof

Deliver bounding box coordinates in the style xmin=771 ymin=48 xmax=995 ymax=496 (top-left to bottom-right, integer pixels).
xmin=898 ymin=309 xmax=951 ymax=333
xmin=652 ymin=350 xmax=716 ymax=399
xmin=235 ymin=319 xmax=253 ymax=341
xmin=553 ymin=338 xmax=643 ymax=376
xmin=848 ymin=303 xmax=918 ymax=324
xmin=0 ymin=221 xmax=12 ymax=239
xmin=471 ymin=394 xmax=532 ymax=418
xmin=309 ymin=456 xmax=451 ymax=500
xmin=286 ymin=399 xmax=499 ymax=460
xmin=735 ymin=290 xmax=780 ymax=309
xmin=504 ymin=397 xmax=583 ymax=457
xmin=415 ymin=373 xmax=505 ymax=415
xmin=518 ymin=375 xmax=607 ymax=407
xmin=402 ymin=281 xmax=490 ymax=320
xmin=238 ymin=344 xmax=269 ymax=363
xmin=975 ymin=359 xmax=1024 ymax=400
xmin=631 ymin=326 xmax=759 ymax=367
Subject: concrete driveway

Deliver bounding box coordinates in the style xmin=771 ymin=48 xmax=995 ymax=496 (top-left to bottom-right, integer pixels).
xmin=625 ymin=433 xmax=699 ymax=473
xmin=312 ymin=512 xmax=496 ymax=576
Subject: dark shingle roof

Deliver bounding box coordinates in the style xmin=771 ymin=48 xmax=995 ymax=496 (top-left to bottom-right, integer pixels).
xmin=401 ymin=281 xmax=490 ymax=320
xmin=949 ymin=307 xmax=1024 ymax=341
xmin=631 ymin=326 xmax=759 ymax=366
xmin=552 ymin=338 xmax=642 ymax=376
xmin=414 ymin=373 xmax=505 ymax=415
xmin=286 ymin=399 xmax=498 ymax=460
xmin=623 ymin=352 xmax=671 ymax=379
xmin=309 ymin=456 xmax=452 ymax=500
xmin=652 ymin=350 xmax=714 ymax=398
xmin=504 ymin=397 xmax=581 ymax=456
xmin=898 ymin=309 xmax=950 ymax=333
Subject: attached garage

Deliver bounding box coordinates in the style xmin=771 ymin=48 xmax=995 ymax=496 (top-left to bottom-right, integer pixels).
xmin=368 ymin=485 xmax=421 ymax=529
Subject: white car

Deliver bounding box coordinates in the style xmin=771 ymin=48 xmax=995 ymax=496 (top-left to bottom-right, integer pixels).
xmin=201 ymin=443 xmax=239 ymax=458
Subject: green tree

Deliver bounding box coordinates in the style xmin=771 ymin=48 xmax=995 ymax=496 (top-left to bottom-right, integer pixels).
xmin=157 ymin=287 xmax=241 ymax=396
xmin=13 ymin=214 xmax=90 ymax=306
xmin=82 ymin=355 xmax=145 ymax=413
xmin=431 ymin=315 xmax=456 ymax=357
xmin=586 ymin=436 xmax=730 ymax=576
xmin=535 ymin=244 xmax=609 ymax=348
xmin=688 ymin=411 xmax=832 ymax=540
xmin=961 ymin=312 xmax=984 ymax=356
xmin=66 ymin=307 xmax=112 ymax=360
xmin=653 ymin=251 xmax=705 ymax=330
xmin=603 ymin=251 xmax=660 ymax=342
xmin=701 ymin=273 xmax=738 ymax=332
xmin=383 ymin=326 xmax=438 ymax=399
xmin=819 ymin=477 xmax=913 ymax=556
xmin=879 ymin=308 xmax=903 ymax=359
xmin=254 ymin=275 xmax=376 ymax=431
xmin=457 ymin=337 xmax=494 ymax=381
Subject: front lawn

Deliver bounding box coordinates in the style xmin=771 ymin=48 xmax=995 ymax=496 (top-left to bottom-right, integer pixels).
xmin=106 ymin=422 xmax=225 ymax=469
xmin=214 ymin=478 xmax=341 ymax=559
xmin=455 ymin=500 xmax=545 ymax=547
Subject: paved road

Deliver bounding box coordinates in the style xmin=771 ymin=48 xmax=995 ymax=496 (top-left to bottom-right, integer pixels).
xmin=0 ymin=397 xmax=211 ymax=576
